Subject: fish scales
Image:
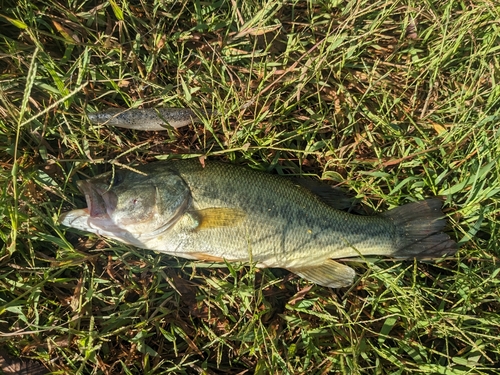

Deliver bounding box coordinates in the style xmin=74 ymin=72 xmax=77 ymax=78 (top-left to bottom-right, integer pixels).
xmin=87 ymin=108 xmax=208 ymax=130
xmin=171 ymin=161 xmax=393 ymax=262
xmin=60 ymin=159 xmax=457 ymax=288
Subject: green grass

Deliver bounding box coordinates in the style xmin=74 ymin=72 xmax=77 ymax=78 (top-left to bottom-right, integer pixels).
xmin=1 ymin=0 xmax=499 ymax=373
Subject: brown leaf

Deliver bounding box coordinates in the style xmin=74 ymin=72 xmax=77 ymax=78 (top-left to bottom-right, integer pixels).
xmin=406 ymin=18 xmax=418 ymax=40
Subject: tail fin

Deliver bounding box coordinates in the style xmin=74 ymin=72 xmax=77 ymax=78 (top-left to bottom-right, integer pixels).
xmin=382 ymin=199 xmax=457 ymax=259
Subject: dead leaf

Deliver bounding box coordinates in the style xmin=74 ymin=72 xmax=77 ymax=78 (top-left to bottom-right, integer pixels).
xmin=406 ymin=18 xmax=418 ymax=40
xmin=198 ymin=155 xmax=206 ymax=168
xmin=52 ymin=21 xmax=80 ymax=44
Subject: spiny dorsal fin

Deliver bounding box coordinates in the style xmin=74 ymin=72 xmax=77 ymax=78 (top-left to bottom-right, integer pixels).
xmin=287 ymin=259 xmax=356 ymax=288
xmin=195 ymin=207 xmax=246 ymax=230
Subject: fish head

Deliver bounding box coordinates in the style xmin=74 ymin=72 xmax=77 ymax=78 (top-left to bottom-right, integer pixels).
xmin=60 ymin=167 xmax=191 ymax=245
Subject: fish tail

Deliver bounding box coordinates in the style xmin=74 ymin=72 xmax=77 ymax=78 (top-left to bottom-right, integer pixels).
xmin=382 ymin=199 xmax=457 ymax=259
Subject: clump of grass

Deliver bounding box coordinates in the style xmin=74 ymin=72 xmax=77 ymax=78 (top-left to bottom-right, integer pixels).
xmin=1 ymin=0 xmax=499 ymax=374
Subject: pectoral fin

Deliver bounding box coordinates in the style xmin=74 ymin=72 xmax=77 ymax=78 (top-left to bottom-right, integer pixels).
xmin=195 ymin=208 xmax=246 ymax=230
xmin=288 ymin=259 xmax=356 ymax=288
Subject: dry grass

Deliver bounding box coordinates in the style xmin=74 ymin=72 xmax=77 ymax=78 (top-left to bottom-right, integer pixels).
xmin=0 ymin=0 xmax=499 ymax=374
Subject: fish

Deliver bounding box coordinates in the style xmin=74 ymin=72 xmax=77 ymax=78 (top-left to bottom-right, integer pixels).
xmin=59 ymin=159 xmax=457 ymax=288
xmin=87 ymin=107 xmax=210 ymax=131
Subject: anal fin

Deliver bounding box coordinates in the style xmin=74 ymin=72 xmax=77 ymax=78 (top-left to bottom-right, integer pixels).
xmin=288 ymin=259 xmax=356 ymax=288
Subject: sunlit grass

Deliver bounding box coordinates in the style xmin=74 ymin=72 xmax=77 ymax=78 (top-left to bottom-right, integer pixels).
xmin=0 ymin=0 xmax=499 ymax=373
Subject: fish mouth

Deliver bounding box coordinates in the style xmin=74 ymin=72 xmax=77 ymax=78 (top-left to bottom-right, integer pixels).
xmin=58 ymin=207 xmax=147 ymax=248
xmin=76 ymin=179 xmax=113 ymax=218
xmin=58 ymin=178 xmax=110 ymax=228
xmin=59 ymin=182 xmax=147 ymax=248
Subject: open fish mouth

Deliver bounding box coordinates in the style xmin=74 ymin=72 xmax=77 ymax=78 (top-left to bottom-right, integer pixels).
xmin=76 ymin=180 xmax=109 ymax=218
xmin=58 ymin=177 xmax=116 ymax=235
xmin=59 ymin=204 xmax=149 ymax=250
xmin=76 ymin=176 xmax=121 ymax=219
xmin=58 ymin=177 xmax=132 ymax=243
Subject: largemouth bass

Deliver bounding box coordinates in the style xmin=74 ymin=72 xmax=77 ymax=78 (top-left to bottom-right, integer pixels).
xmin=60 ymin=159 xmax=456 ymax=288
